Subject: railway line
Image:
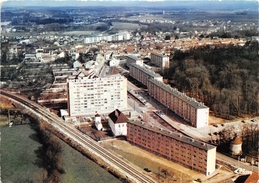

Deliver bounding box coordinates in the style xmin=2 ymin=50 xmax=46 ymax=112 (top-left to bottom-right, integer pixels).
xmin=0 ymin=90 xmax=156 ymax=183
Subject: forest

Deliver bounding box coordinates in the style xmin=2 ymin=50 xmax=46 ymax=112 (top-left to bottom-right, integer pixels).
xmin=162 ymin=40 xmax=258 ymax=119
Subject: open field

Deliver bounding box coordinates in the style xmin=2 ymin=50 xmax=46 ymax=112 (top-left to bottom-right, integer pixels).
xmin=128 ymin=11 xmax=258 ymax=23
xmin=60 ymin=136 xmax=122 ymax=183
xmin=111 ymin=22 xmax=147 ymax=31
xmin=0 ymin=115 xmax=121 ymax=183
xmin=1 ymin=122 xmax=45 ymax=183
xmin=61 ymin=30 xmax=98 ymax=36
xmin=0 ymin=96 xmax=15 ymax=109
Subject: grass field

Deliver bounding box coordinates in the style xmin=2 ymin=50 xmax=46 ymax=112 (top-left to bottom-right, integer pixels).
xmin=0 ymin=116 xmax=121 ymax=183
xmin=111 ymin=22 xmax=147 ymax=31
xmin=1 ymin=123 xmax=45 ymax=183
xmin=61 ymin=31 xmax=98 ymax=36
xmin=60 ymin=137 xmax=122 ymax=183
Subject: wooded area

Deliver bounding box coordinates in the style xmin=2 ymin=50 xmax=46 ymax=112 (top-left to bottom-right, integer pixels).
xmin=162 ymin=41 xmax=258 ymax=119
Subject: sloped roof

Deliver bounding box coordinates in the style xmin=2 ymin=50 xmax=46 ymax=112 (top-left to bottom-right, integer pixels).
xmin=244 ymin=172 xmax=259 ymax=183
xmin=231 ymin=137 xmax=242 ymax=145
xmin=108 ymin=109 xmax=128 ymax=124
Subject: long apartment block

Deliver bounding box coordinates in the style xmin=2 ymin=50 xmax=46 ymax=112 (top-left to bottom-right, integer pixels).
xmin=150 ymin=52 xmax=170 ymax=69
xmin=67 ymin=75 xmax=127 ymax=116
xmin=127 ymin=120 xmax=216 ymax=176
xmin=147 ymin=79 xmax=209 ymax=128
xmin=129 ymin=63 xmax=163 ymax=86
xmin=125 ymin=55 xmax=143 ymax=68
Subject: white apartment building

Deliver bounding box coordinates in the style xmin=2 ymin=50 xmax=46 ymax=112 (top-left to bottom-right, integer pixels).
xmin=147 ymin=79 xmax=209 ymax=128
xmin=67 ymin=75 xmax=127 ymax=116
xmin=129 ymin=63 xmax=163 ymax=86
xmin=150 ymin=52 xmax=170 ymax=69
xmin=84 ymin=32 xmax=131 ymax=44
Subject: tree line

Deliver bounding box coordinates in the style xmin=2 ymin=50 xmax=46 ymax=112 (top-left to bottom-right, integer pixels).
xmin=217 ymin=123 xmax=258 ymax=157
xmin=162 ymin=41 xmax=258 ymax=119
xmin=31 ymin=119 xmax=65 ymax=183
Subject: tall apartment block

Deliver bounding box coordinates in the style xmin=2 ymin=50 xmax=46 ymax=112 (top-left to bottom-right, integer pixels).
xmin=147 ymin=79 xmax=209 ymax=128
xmin=125 ymin=55 xmax=143 ymax=68
xmin=67 ymin=75 xmax=127 ymax=116
xmin=127 ymin=120 xmax=216 ymax=176
xmin=150 ymin=52 xmax=170 ymax=69
xmin=129 ymin=63 xmax=163 ymax=86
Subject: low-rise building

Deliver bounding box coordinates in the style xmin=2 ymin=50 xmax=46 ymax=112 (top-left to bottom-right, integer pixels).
xmin=94 ymin=113 xmax=103 ymax=131
xmin=230 ymin=137 xmax=242 ymax=155
xmin=108 ymin=109 xmax=128 ymax=136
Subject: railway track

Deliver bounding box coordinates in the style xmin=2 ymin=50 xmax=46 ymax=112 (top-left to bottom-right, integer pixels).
xmin=0 ymin=90 xmax=156 ymax=183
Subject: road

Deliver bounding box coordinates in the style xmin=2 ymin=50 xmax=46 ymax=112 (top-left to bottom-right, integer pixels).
xmin=0 ymin=89 xmax=156 ymax=183
xmin=217 ymin=153 xmax=258 ymax=173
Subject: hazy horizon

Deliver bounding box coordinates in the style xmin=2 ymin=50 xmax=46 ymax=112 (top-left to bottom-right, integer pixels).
xmin=2 ymin=0 xmax=258 ymax=11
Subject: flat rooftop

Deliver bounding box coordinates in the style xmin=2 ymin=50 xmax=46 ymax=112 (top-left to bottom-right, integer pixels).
xmin=149 ymin=78 xmax=209 ymax=109
xmin=128 ymin=120 xmax=216 ymax=151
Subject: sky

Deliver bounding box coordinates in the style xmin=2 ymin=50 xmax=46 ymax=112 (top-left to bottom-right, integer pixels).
xmin=1 ymin=0 xmax=258 ymax=8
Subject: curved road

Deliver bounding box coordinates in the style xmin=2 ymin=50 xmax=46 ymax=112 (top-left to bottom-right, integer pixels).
xmin=0 ymin=90 xmax=156 ymax=183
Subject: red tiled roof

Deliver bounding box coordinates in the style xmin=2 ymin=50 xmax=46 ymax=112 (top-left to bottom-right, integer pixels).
xmin=244 ymin=172 xmax=259 ymax=183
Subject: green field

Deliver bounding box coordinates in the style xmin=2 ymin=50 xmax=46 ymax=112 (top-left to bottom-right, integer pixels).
xmin=1 ymin=117 xmax=121 ymax=183
xmin=1 ymin=124 xmax=45 ymax=183
xmin=60 ymin=136 xmax=122 ymax=183
xmin=111 ymin=22 xmax=147 ymax=31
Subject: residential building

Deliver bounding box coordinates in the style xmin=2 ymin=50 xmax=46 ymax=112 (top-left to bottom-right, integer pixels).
xmin=129 ymin=63 xmax=163 ymax=86
xmin=108 ymin=109 xmax=128 ymax=136
xmin=84 ymin=32 xmax=131 ymax=44
xmin=127 ymin=120 xmax=216 ymax=176
xmin=125 ymin=55 xmax=143 ymax=68
xmin=67 ymin=75 xmax=127 ymax=116
xmin=150 ymin=52 xmax=170 ymax=69
xmin=147 ymin=79 xmax=209 ymax=128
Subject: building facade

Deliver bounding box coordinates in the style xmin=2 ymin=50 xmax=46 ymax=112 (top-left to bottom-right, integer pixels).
xmin=129 ymin=63 xmax=163 ymax=86
xmin=150 ymin=52 xmax=170 ymax=69
xmin=147 ymin=79 xmax=209 ymax=128
xmin=94 ymin=113 xmax=103 ymax=131
xmin=67 ymin=75 xmax=127 ymax=116
xmin=84 ymin=32 xmax=131 ymax=44
xmin=108 ymin=109 xmax=128 ymax=136
xmin=126 ymin=55 xmax=143 ymax=68
xmin=127 ymin=120 xmax=216 ymax=176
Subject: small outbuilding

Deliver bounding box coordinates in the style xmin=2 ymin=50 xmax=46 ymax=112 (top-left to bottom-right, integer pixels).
xmin=230 ymin=136 xmax=242 ymax=155
xmin=94 ymin=113 xmax=103 ymax=131
xmin=108 ymin=109 xmax=128 ymax=136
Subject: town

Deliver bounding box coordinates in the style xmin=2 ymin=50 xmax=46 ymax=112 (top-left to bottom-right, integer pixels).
xmin=1 ymin=1 xmax=259 ymax=183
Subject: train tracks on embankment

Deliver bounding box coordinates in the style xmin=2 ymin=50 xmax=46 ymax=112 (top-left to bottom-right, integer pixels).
xmin=0 ymin=90 xmax=156 ymax=183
